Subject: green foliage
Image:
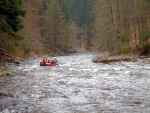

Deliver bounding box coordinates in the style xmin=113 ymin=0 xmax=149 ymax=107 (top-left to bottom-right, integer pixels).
xmin=56 ymin=0 xmax=95 ymax=51
xmin=57 ymin=0 xmax=94 ymax=28
xmin=75 ymin=0 xmax=94 ymax=28
xmin=38 ymin=4 xmax=46 ymax=15
xmin=38 ymin=19 xmax=47 ymax=36
xmin=57 ymin=0 xmax=71 ymax=22
xmin=121 ymin=33 xmax=130 ymax=43
xmin=139 ymin=29 xmax=150 ymax=55
xmin=41 ymin=29 xmax=47 ymax=36
xmin=39 ymin=19 xmax=45 ymax=26
xmin=0 ymin=35 xmax=19 ymax=52
xmin=141 ymin=43 xmax=150 ymax=55
xmin=0 ymin=0 xmax=26 ymax=33
xmin=121 ymin=46 xmax=131 ymax=54
xmin=24 ymin=47 xmax=31 ymax=54
xmin=139 ymin=29 xmax=150 ymax=43
xmin=38 ymin=0 xmax=51 ymax=16
xmin=145 ymin=0 xmax=150 ymax=5
xmin=20 ymin=42 xmax=31 ymax=54
xmin=38 ymin=6 xmax=45 ymax=16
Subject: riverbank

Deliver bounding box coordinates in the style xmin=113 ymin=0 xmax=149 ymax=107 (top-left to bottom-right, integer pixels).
xmin=0 ymin=62 xmax=16 ymax=76
xmin=0 ymin=49 xmax=18 ymax=75
xmin=93 ymin=54 xmax=150 ymax=63
xmin=0 ymin=48 xmax=40 ymax=72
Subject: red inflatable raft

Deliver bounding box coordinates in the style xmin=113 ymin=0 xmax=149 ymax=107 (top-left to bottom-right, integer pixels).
xmin=40 ymin=62 xmax=58 ymax=66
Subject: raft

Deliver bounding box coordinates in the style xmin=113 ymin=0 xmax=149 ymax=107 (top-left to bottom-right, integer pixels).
xmin=40 ymin=62 xmax=58 ymax=66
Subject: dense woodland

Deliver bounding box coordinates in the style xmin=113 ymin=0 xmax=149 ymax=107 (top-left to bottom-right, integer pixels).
xmin=0 ymin=0 xmax=150 ymax=58
xmin=92 ymin=0 xmax=150 ymax=55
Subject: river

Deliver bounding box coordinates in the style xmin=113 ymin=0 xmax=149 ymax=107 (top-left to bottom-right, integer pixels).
xmin=0 ymin=53 xmax=150 ymax=113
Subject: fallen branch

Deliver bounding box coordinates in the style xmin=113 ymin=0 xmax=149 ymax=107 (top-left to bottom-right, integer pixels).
xmin=93 ymin=55 xmax=137 ymax=63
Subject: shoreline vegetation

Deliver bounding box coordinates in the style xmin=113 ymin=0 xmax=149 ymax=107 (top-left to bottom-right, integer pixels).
xmin=0 ymin=48 xmax=20 ymax=65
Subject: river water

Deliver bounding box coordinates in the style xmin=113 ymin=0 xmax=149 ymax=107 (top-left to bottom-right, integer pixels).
xmin=0 ymin=53 xmax=150 ymax=113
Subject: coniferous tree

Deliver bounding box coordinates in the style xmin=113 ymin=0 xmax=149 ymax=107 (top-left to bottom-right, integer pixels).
xmin=0 ymin=0 xmax=26 ymax=33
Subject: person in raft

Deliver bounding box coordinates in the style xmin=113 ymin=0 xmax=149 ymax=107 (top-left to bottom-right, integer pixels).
xmin=43 ymin=57 xmax=48 ymax=64
xmin=50 ymin=57 xmax=58 ymax=64
xmin=47 ymin=58 xmax=51 ymax=63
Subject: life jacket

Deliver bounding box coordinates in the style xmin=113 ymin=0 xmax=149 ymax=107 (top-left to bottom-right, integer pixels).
xmin=47 ymin=59 xmax=51 ymax=63
xmin=51 ymin=58 xmax=56 ymax=64
xmin=43 ymin=58 xmax=47 ymax=63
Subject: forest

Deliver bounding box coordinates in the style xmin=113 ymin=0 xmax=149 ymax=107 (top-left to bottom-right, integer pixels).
xmin=1 ymin=1 xmax=150 ymax=112
xmin=0 ymin=0 xmax=150 ymax=59
xmin=92 ymin=0 xmax=150 ymax=55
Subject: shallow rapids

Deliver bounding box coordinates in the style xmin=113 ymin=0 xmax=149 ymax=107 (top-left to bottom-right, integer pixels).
xmin=0 ymin=53 xmax=150 ymax=113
